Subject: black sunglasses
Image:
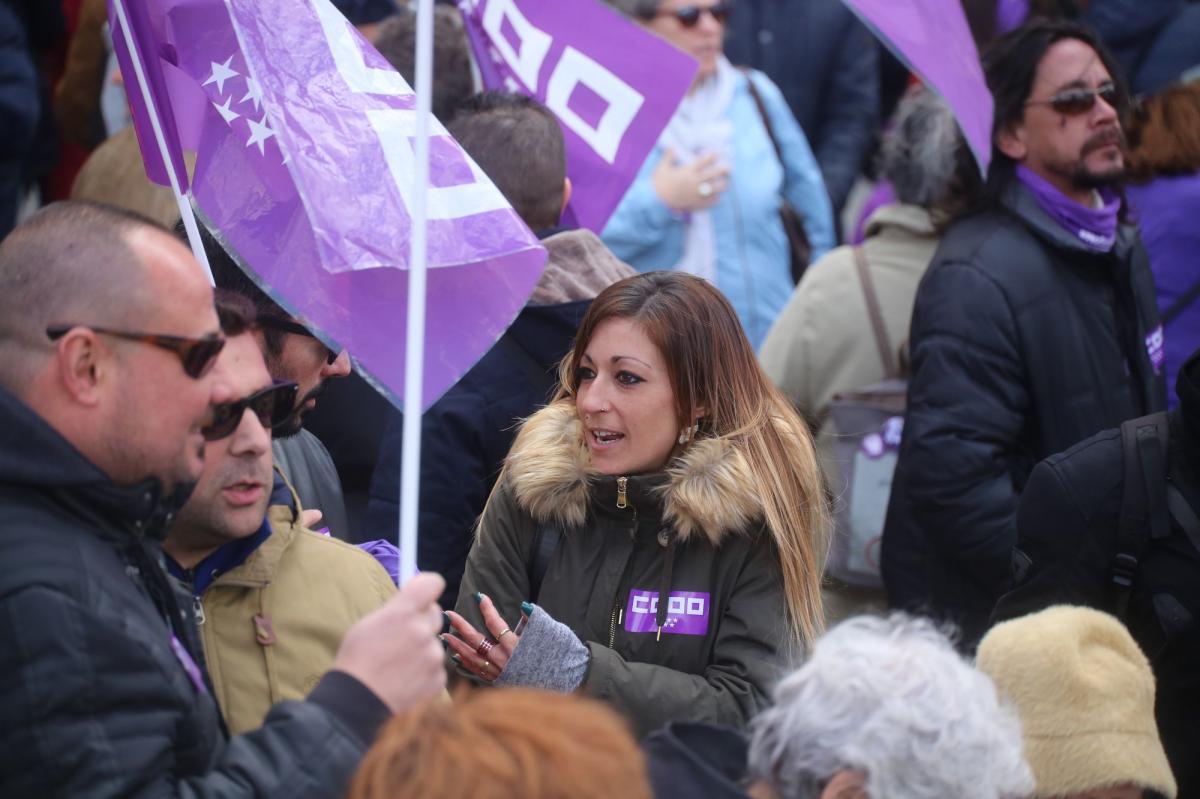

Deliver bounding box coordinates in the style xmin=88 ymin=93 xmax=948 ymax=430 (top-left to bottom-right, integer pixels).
xmin=46 ymin=325 xmax=225 ymax=379
xmin=653 ymin=1 xmax=731 ymax=27
xmin=1026 ymin=83 xmax=1122 ymax=116
xmin=202 ymin=381 xmax=299 ymax=442
xmin=255 ymin=316 xmax=340 ymax=365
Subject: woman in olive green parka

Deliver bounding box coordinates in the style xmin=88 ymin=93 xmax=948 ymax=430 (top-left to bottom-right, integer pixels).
xmin=446 ymin=272 xmax=829 ymax=736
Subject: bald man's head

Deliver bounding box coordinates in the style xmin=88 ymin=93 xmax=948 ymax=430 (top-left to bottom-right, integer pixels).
xmin=0 ymin=202 xmax=180 ymax=390
xmin=0 ymin=200 xmax=230 ymax=491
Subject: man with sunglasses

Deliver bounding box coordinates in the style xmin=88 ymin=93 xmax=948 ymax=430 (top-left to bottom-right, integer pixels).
xmin=0 ymin=202 xmax=447 ymax=797
xmin=163 ymin=291 xmax=395 ymax=735
xmin=183 ymin=221 xmax=355 ymax=540
xmin=881 ymin=20 xmax=1168 ymax=647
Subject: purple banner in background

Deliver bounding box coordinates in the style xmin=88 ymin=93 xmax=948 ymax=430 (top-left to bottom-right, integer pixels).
xmin=114 ymin=0 xmax=547 ymax=410
xmin=841 ymin=0 xmax=994 ymax=175
xmin=624 ymin=589 xmax=711 ymax=636
xmin=458 ymin=0 xmax=696 ymax=232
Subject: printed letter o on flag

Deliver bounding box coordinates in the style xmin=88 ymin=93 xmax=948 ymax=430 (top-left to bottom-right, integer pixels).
xmin=545 ymin=47 xmax=644 ymax=165
xmin=482 ymin=0 xmax=552 ymax=89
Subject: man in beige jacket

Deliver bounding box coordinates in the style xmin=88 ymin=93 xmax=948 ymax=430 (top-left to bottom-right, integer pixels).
xmin=164 ymin=291 xmax=394 ymax=734
xmin=759 ymin=89 xmax=959 ymax=622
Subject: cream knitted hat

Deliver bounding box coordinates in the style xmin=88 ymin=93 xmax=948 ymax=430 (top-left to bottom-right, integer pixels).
xmin=976 ymin=606 xmax=1176 ymax=799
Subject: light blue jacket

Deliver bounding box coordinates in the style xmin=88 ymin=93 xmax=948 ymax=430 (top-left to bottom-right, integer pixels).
xmin=601 ymin=69 xmax=834 ymax=348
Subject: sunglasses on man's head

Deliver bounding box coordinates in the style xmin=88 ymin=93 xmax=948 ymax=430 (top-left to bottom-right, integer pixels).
xmin=45 ymin=325 xmax=225 ymax=379
xmin=1026 ymin=83 xmax=1122 ymax=116
xmin=653 ymin=1 xmax=731 ymax=27
xmin=202 ymin=381 xmax=299 ymax=442
xmin=255 ymin=316 xmax=340 ymax=365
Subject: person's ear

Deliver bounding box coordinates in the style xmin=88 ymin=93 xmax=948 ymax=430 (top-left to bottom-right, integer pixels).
xmin=996 ymin=122 xmax=1027 ymax=162
xmin=55 ymin=329 xmax=107 ymax=407
xmin=560 ymin=176 xmax=573 ymax=219
xmin=819 ymin=770 xmax=868 ymax=799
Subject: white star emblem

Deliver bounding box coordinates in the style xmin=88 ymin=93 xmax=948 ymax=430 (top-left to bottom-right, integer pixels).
xmin=212 ymin=96 xmax=240 ymax=126
xmin=240 ymin=77 xmax=263 ymax=112
xmin=201 ymin=56 xmax=239 ymax=95
xmin=245 ymin=114 xmax=276 ymax=155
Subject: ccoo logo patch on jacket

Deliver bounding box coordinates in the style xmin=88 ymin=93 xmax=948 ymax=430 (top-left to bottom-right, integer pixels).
xmin=624 ymin=590 xmax=711 ymax=636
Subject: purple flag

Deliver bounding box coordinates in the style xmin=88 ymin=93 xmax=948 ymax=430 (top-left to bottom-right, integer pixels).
xmin=840 ymin=0 xmax=993 ymax=175
xmin=458 ymin=0 xmax=696 ymax=232
xmin=110 ymin=0 xmax=547 ymax=410
xmin=109 ymin=0 xmax=192 ymax=188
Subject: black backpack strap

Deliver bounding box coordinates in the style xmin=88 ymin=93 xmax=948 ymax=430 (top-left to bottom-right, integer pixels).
xmin=1113 ymin=412 xmax=1171 ymax=616
xmin=526 ymin=522 xmax=562 ymax=605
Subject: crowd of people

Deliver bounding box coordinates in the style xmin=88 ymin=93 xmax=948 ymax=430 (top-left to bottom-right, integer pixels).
xmin=2 ymin=0 xmax=1200 ymax=797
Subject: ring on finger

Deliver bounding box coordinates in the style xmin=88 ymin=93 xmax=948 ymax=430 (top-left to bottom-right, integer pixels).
xmin=476 ymin=639 xmax=495 ymax=658
xmin=496 ymin=628 xmax=513 ymax=641
xmin=698 ymin=181 xmax=714 ymax=198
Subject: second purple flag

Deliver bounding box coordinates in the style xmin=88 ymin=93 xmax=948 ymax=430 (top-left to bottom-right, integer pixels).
xmin=841 ymin=0 xmax=993 ymax=175
xmin=113 ymin=0 xmax=547 ymax=410
xmin=458 ymin=0 xmax=697 ymax=232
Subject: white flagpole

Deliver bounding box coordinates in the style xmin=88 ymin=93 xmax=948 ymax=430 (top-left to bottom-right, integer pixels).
xmin=110 ymin=0 xmax=214 ymax=285
xmin=398 ymin=0 xmax=435 ymax=582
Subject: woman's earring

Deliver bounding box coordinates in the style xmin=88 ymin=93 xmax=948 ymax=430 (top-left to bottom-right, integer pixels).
xmin=678 ymin=427 xmax=690 ymax=446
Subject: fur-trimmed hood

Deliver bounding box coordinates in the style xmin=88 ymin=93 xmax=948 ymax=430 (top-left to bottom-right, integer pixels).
xmin=502 ymin=401 xmax=763 ymax=547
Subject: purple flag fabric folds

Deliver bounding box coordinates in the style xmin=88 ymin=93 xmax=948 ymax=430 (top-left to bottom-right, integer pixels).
xmin=840 ymin=0 xmax=994 ymax=175
xmin=109 ymin=0 xmax=547 ymax=410
xmin=458 ymin=0 xmax=696 ymax=232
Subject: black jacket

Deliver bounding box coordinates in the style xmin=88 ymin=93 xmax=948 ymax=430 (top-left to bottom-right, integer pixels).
xmin=642 ymin=722 xmax=753 ymax=799
xmin=0 ymin=386 xmax=387 ymax=797
xmin=882 ymin=179 xmax=1167 ymax=644
xmin=994 ymin=352 xmax=1200 ymax=795
xmin=723 ymin=0 xmax=880 ymax=211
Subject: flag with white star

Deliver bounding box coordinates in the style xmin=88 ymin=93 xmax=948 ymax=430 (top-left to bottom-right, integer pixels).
xmin=110 ymin=0 xmax=547 ymax=409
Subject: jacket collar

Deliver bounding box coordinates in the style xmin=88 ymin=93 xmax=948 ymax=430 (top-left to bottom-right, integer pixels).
xmin=0 ymin=384 xmax=189 ymax=542
xmin=1000 ymin=178 xmax=1139 ymax=260
xmin=862 ymin=203 xmax=937 ymax=240
xmin=503 ymin=401 xmax=762 ymax=547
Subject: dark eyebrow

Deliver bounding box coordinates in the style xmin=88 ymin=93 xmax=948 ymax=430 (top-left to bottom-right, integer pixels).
xmin=1054 ymin=77 xmax=1114 ymax=94
xmin=611 ymin=355 xmax=652 ymax=369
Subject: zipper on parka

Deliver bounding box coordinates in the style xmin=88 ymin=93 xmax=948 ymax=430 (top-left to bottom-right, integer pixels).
xmin=607 ymin=497 xmax=638 ymax=648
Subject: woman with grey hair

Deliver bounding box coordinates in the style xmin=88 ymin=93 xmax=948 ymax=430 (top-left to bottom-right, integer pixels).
xmin=641 ymin=614 xmax=1032 ymax=799
xmin=600 ymin=0 xmax=835 ymax=348
xmin=758 ymin=89 xmax=961 ymax=623
xmin=746 ymin=615 xmax=1032 ymax=799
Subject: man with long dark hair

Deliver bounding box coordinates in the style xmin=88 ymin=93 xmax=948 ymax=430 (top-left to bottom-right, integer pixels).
xmin=881 ymin=19 xmax=1167 ymax=645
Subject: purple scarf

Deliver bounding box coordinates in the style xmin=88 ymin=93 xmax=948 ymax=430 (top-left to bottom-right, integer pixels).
xmin=1017 ymin=165 xmax=1121 ymax=252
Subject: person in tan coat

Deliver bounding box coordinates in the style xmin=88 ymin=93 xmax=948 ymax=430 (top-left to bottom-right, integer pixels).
xmin=758 ymin=89 xmax=959 ymax=623
xmin=759 ymin=88 xmax=958 ymax=430
xmin=164 ymin=292 xmax=394 ymax=734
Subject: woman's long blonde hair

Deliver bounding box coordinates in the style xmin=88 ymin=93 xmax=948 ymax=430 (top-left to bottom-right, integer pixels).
xmin=554 ymin=271 xmax=830 ymax=647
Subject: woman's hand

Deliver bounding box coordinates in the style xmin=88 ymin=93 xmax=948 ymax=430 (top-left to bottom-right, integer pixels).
xmin=443 ymin=593 xmax=520 ymax=683
xmin=652 ymin=147 xmax=730 ymax=212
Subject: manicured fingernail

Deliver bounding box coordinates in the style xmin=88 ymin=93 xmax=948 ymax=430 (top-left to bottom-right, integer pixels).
xmin=473 ymin=592 xmax=484 ymax=605
xmin=450 ymin=653 xmax=461 ymax=663
xmin=440 ymin=635 xmax=448 ymax=650
xmin=521 ymin=601 xmax=534 ymax=615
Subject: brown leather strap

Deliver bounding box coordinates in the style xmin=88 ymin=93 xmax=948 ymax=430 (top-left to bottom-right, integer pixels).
xmin=853 ymin=245 xmax=897 ymax=379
